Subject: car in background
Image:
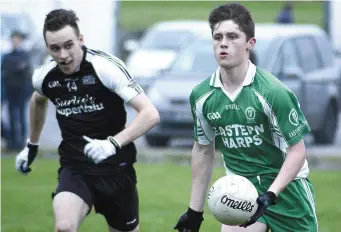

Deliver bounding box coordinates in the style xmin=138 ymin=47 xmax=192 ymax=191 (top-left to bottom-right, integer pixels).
xmin=145 ymin=37 xmax=217 ymax=147
xmin=145 ymin=23 xmax=341 ymax=147
xmin=1 ymin=10 xmax=46 ymax=69
xmin=254 ymin=24 xmax=341 ymax=144
xmin=124 ymin=20 xmax=211 ymax=90
xmin=336 ymin=52 xmax=341 ymax=97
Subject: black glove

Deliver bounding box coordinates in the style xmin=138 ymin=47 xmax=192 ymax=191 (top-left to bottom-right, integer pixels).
xmin=174 ymin=207 xmax=204 ymax=232
xmin=15 ymin=141 xmax=39 ymax=175
xmin=240 ymin=191 xmax=277 ymax=228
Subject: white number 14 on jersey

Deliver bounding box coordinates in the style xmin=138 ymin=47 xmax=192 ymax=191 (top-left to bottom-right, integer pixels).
xmin=67 ymin=82 xmax=78 ymax=92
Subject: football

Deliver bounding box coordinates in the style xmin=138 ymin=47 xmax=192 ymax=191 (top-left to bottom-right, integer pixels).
xmin=207 ymin=175 xmax=259 ymax=225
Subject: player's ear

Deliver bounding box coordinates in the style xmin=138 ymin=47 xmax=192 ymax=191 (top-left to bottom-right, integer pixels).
xmin=247 ymin=37 xmax=256 ymax=51
xmin=79 ymin=34 xmax=84 ymax=46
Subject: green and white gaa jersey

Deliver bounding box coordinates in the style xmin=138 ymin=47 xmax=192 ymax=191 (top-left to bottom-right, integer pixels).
xmin=190 ymin=61 xmax=311 ymax=178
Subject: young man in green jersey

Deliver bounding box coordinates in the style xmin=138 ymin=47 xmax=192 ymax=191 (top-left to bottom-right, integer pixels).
xmin=174 ymin=3 xmax=317 ymax=232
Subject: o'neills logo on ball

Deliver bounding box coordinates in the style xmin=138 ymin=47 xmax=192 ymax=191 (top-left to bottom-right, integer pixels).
xmin=220 ymin=195 xmax=255 ymax=212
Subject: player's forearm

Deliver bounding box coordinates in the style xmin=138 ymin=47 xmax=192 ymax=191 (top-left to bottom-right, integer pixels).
xmin=189 ymin=142 xmax=215 ymax=212
xmin=268 ymin=139 xmax=306 ymax=196
xmin=113 ymin=105 xmax=160 ymax=147
xmin=29 ymin=92 xmax=48 ymax=144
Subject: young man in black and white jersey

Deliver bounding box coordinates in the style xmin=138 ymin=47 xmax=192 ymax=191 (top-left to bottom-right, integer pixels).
xmin=15 ymin=9 xmax=160 ymax=232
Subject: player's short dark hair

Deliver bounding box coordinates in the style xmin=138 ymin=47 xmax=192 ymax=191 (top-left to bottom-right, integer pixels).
xmin=208 ymin=3 xmax=255 ymax=40
xmin=43 ymin=9 xmax=80 ymax=40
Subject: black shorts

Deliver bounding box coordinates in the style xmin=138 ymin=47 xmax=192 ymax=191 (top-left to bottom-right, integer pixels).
xmin=52 ymin=165 xmax=139 ymax=231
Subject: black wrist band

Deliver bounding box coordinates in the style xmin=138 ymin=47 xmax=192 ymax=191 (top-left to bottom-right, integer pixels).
xmin=27 ymin=142 xmax=39 ymax=149
xmin=187 ymin=207 xmax=203 ymax=217
xmin=107 ymin=136 xmax=121 ymax=150
xmin=266 ymin=191 xmax=277 ymax=201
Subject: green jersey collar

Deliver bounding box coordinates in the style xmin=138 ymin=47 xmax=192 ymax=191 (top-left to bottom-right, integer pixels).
xmin=209 ymin=61 xmax=256 ymax=88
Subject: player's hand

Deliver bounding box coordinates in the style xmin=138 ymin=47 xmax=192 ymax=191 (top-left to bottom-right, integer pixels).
xmin=15 ymin=141 xmax=39 ymax=175
xmin=83 ymin=136 xmax=116 ymax=164
xmin=174 ymin=207 xmax=204 ymax=232
xmin=240 ymin=191 xmax=277 ymax=228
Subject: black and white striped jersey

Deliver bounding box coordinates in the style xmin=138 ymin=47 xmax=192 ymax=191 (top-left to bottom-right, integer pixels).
xmin=32 ymin=46 xmax=143 ymax=174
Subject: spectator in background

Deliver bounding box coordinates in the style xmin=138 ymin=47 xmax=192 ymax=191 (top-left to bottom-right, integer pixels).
xmin=1 ymin=31 xmax=33 ymax=151
xmin=276 ymin=2 xmax=294 ymax=24
xmin=1 ymin=63 xmax=9 ymax=143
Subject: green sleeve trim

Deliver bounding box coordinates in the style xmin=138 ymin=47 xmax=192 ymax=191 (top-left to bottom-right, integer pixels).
xmin=286 ymin=125 xmax=311 ymax=146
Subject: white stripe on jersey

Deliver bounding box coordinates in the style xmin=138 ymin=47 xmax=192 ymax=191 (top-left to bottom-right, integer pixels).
xmin=32 ymin=60 xmax=57 ymax=96
xmin=86 ymin=49 xmax=144 ymax=103
xmin=194 ymin=90 xmax=215 ymax=145
xmin=253 ymin=89 xmax=289 ymax=152
xmin=88 ymin=49 xmax=133 ymax=81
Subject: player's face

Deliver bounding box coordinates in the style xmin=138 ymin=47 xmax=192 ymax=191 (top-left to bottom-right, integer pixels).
xmin=45 ymin=25 xmax=84 ymax=75
xmin=212 ymin=20 xmax=255 ymax=69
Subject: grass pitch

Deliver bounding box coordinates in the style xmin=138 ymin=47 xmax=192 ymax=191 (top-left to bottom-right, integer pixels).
xmin=2 ymin=157 xmax=340 ymax=232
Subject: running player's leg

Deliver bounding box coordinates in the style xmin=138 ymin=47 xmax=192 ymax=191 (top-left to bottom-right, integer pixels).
xmin=52 ymin=167 xmax=93 ymax=232
xmin=53 ymin=192 xmax=89 ymax=232
xmin=222 ymin=222 xmax=268 ymax=232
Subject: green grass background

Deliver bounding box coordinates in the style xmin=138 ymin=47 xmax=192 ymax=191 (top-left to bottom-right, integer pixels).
xmin=120 ymin=1 xmax=324 ymax=31
xmin=2 ymin=158 xmax=341 ymax=232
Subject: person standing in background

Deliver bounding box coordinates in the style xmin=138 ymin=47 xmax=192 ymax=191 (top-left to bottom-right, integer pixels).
xmin=1 ymin=31 xmax=33 ymax=151
xmin=276 ymin=2 xmax=295 ymax=24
